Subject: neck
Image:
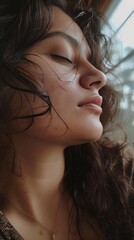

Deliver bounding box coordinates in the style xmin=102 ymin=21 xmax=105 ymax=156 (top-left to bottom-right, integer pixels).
xmin=2 ymin=134 xmax=66 ymax=232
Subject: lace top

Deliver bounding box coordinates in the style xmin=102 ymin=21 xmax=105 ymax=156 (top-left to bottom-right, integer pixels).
xmin=0 ymin=211 xmax=23 ymax=240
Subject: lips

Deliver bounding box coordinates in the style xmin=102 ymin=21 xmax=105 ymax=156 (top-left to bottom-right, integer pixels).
xmin=78 ymin=95 xmax=103 ymax=114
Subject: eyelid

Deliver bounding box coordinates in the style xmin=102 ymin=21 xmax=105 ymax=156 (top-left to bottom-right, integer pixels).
xmin=50 ymin=54 xmax=73 ymax=64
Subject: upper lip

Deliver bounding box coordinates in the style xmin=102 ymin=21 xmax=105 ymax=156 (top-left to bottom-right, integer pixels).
xmin=78 ymin=95 xmax=103 ymax=107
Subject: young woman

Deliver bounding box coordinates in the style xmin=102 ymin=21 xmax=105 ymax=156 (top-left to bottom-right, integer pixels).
xmin=0 ymin=0 xmax=133 ymax=239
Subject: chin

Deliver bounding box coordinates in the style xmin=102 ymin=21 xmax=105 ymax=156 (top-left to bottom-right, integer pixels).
xmin=83 ymin=127 xmax=103 ymax=143
xmin=68 ymin=130 xmax=103 ymax=146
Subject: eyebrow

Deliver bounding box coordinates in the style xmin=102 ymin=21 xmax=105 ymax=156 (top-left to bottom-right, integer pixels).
xmin=44 ymin=31 xmax=91 ymax=56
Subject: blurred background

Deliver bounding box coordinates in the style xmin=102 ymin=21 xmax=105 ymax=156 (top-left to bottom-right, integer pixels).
xmin=69 ymin=0 xmax=134 ymax=142
xmin=101 ymin=0 xmax=134 ymax=143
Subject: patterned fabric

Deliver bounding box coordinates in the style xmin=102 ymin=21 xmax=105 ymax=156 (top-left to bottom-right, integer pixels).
xmin=0 ymin=211 xmax=23 ymax=240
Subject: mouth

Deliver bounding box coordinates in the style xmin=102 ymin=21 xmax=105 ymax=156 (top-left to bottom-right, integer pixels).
xmin=78 ymin=95 xmax=103 ymax=114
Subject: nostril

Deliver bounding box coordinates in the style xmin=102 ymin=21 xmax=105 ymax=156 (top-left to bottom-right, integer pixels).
xmin=79 ymin=66 xmax=107 ymax=89
xmin=89 ymin=80 xmax=102 ymax=87
xmin=80 ymin=77 xmax=103 ymax=89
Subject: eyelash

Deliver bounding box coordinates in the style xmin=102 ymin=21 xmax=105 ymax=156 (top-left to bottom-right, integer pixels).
xmin=50 ymin=54 xmax=73 ymax=64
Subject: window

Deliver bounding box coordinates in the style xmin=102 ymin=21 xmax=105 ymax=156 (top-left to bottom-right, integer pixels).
xmin=103 ymin=0 xmax=134 ymax=142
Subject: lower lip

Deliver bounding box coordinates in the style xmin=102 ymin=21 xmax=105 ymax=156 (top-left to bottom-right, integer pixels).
xmin=80 ymin=103 xmax=102 ymax=114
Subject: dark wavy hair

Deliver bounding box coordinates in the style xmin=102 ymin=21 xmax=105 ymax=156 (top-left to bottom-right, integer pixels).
xmin=0 ymin=0 xmax=134 ymax=239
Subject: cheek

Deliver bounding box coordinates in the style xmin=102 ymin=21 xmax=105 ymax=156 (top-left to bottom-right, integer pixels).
xmin=31 ymin=55 xmax=77 ymax=87
xmin=13 ymin=57 xmax=83 ymax=138
xmin=23 ymin=109 xmax=69 ymax=144
xmin=24 ymin=54 xmax=78 ymax=102
xmin=11 ymin=92 xmax=49 ymax=117
xmin=7 ymin=91 xmax=50 ymax=134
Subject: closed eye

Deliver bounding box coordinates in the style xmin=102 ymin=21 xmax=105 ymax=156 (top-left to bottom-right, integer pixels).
xmin=50 ymin=54 xmax=73 ymax=64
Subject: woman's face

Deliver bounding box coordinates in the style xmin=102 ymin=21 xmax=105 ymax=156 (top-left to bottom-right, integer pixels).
xmin=13 ymin=6 xmax=107 ymax=146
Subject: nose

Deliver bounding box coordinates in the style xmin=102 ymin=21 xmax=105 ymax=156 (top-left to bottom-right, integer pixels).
xmin=79 ymin=62 xmax=107 ymax=90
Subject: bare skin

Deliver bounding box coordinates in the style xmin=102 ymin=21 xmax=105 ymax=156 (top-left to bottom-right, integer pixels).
xmin=1 ymin=6 xmax=106 ymax=240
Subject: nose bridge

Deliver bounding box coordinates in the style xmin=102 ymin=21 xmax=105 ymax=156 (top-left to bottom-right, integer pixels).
xmin=79 ymin=60 xmax=107 ymax=90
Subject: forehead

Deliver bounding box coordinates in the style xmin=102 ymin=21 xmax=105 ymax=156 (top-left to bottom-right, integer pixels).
xmin=51 ymin=7 xmax=90 ymax=53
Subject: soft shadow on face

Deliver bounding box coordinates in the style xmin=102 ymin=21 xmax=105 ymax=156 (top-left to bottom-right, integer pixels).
xmin=10 ymin=6 xmax=106 ymax=147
